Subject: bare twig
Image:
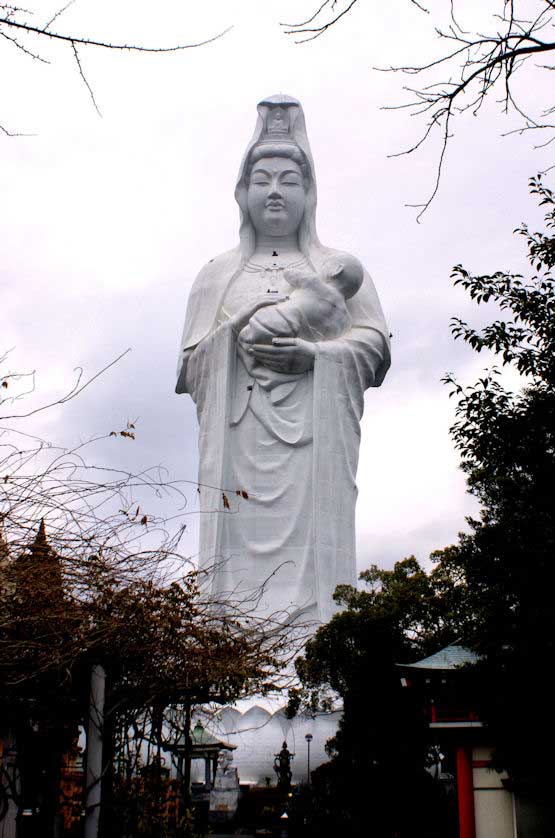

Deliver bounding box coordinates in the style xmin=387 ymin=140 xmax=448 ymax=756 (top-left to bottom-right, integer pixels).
xmin=282 ymin=0 xmax=360 ymax=43
xmin=280 ymin=0 xmax=334 ymax=29
xmin=0 ymin=26 xmax=49 ymax=61
xmin=283 ymin=0 xmax=555 ymax=218
xmin=71 ymin=40 xmax=101 ymax=116
xmin=0 ymin=120 xmax=33 ymax=136
xmin=0 ymin=15 xmax=232 ymax=53
xmin=43 ymin=0 xmax=78 ymax=32
xmin=1 ymin=349 xmax=131 ymax=420
xmin=0 ymin=8 xmax=232 ymax=131
xmin=282 ymin=0 xmax=428 ymax=41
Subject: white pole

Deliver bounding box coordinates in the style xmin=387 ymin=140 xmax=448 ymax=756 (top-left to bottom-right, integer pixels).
xmin=84 ymin=664 xmax=106 ymax=838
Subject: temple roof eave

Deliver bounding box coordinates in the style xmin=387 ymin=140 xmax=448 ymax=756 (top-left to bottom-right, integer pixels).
xmin=398 ymin=644 xmax=480 ymax=672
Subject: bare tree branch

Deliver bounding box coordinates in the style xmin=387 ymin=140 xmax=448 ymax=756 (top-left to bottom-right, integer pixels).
xmin=281 ymin=0 xmax=361 ymax=43
xmin=282 ymin=0 xmax=428 ymax=42
xmin=283 ymin=1 xmax=555 ymax=218
xmin=43 ymin=0 xmax=77 ymax=32
xmin=1 ymin=349 xmax=131 ymax=420
xmin=0 ymin=26 xmax=49 ymax=61
xmin=0 ymin=6 xmax=232 ymax=132
xmin=71 ymin=39 xmax=101 ymax=116
xmin=0 ymin=119 xmax=33 ymax=136
xmin=280 ymin=0 xmax=335 ymax=29
xmin=0 ymin=14 xmax=232 ymax=53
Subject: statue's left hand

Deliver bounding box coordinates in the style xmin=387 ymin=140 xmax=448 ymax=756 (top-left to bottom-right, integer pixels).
xmin=248 ymin=337 xmax=316 ymax=374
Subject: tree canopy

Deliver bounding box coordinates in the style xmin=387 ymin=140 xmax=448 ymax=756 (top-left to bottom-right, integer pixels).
xmin=435 ymin=174 xmax=555 ymax=785
xmin=287 ymin=174 xmax=555 ymax=831
xmin=287 ymin=560 xmax=461 ymax=837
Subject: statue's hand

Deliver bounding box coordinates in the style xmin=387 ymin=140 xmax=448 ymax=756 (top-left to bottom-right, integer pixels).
xmin=229 ymin=295 xmax=288 ymax=335
xmin=248 ymin=337 xmax=316 ymax=374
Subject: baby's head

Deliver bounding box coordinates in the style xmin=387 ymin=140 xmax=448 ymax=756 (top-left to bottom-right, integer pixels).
xmin=322 ymin=252 xmax=364 ymax=300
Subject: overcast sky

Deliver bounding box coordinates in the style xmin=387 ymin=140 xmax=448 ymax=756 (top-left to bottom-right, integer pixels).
xmin=2 ymin=0 xmax=552 ymax=573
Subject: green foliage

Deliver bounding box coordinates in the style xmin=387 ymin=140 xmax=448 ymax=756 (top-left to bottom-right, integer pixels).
xmin=288 ymin=556 xmax=470 ymax=723
xmin=357 ymin=556 xmax=472 ymax=653
xmin=289 ymin=175 xmax=555 ymax=826
xmin=440 ymin=175 xmax=555 ymax=786
xmin=287 ymin=558 xmax=463 ymax=837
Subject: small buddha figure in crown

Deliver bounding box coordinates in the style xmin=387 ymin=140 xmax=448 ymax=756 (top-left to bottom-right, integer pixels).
xmin=267 ymin=107 xmax=289 ymax=136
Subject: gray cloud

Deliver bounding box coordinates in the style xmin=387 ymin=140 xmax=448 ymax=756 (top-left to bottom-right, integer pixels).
xmin=1 ymin=1 xmax=548 ymax=573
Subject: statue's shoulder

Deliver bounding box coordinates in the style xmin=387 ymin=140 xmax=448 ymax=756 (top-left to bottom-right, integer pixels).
xmin=318 ymin=244 xmax=358 ymax=259
xmin=191 ymin=247 xmax=240 ymax=289
xmin=180 ymin=247 xmax=241 ymax=358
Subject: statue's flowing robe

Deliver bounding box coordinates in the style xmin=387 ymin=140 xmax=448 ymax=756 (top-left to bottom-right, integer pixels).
xmin=177 ymin=247 xmax=390 ymax=623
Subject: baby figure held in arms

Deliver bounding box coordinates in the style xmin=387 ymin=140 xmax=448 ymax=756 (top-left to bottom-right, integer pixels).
xmin=239 ymin=253 xmax=364 ymax=364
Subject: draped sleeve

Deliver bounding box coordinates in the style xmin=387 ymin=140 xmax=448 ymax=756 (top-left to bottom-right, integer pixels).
xmin=176 ymin=248 xmax=242 ymax=393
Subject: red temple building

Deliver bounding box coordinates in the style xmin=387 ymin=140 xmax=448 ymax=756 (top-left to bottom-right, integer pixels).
xmin=399 ymin=644 xmax=550 ymax=838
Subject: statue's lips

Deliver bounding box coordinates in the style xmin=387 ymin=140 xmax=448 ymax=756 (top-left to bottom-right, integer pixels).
xmin=265 ymin=202 xmax=285 ymax=211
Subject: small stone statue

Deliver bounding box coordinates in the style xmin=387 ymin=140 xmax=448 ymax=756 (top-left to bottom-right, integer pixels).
xmin=209 ymin=750 xmax=239 ymax=821
xmin=217 ymin=750 xmax=233 ymax=775
xmin=273 ymin=741 xmax=294 ymax=791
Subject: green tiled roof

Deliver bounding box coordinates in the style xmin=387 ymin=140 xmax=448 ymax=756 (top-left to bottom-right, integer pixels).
xmin=191 ymin=721 xmax=236 ymax=751
xmin=401 ymin=644 xmax=480 ymax=671
xmin=169 ymin=720 xmax=236 ymax=753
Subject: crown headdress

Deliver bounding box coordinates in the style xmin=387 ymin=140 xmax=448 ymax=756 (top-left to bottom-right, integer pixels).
xmin=255 ymin=94 xmax=300 ymax=151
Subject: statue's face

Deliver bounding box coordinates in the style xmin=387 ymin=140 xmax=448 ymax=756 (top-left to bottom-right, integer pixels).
xmin=247 ymin=156 xmax=306 ymax=238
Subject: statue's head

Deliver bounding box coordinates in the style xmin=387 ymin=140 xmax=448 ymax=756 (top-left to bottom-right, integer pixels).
xmin=235 ymin=95 xmax=319 ymax=255
xmin=246 ymin=145 xmax=307 ymax=238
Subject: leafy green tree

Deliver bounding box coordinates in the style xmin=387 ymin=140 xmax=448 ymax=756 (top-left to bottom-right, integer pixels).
xmin=437 ymin=174 xmax=555 ymax=789
xmin=288 ymin=176 xmax=555 ymax=829
xmin=288 ymin=558 xmax=463 ymax=837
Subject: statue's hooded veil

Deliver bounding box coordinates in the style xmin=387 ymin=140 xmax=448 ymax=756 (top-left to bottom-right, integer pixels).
xmin=177 ymin=94 xmax=390 ymax=386
xmin=234 ymin=94 xmax=320 ymax=261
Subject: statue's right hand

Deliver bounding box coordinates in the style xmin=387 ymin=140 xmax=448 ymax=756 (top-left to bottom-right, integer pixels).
xmin=229 ymin=295 xmax=287 ymax=335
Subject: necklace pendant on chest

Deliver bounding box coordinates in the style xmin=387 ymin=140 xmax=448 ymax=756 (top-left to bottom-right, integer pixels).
xmin=266 ymin=266 xmax=281 ymax=286
xmin=261 ymin=265 xmax=281 ymax=292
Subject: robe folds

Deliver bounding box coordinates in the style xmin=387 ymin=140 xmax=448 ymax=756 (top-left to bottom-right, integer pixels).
xmin=176 ymin=247 xmax=390 ymax=624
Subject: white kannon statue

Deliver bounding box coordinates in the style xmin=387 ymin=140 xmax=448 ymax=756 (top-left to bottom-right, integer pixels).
xmin=176 ymin=95 xmax=390 ymax=624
